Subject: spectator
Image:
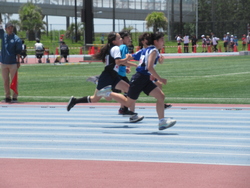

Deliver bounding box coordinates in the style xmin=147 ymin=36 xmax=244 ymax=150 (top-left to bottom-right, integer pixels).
xmin=128 ymin=41 xmax=134 ymax=54
xmin=206 ymin=35 xmax=211 ymax=52
xmin=0 ymin=22 xmax=22 ymax=103
xmin=191 ymin=35 xmax=198 ymax=53
xmin=212 ymin=35 xmax=220 ymax=52
xmin=223 ymin=34 xmax=228 ymax=52
xmin=247 ymin=32 xmax=250 ymax=50
xmin=242 ymin=34 xmax=247 ymax=51
xmin=226 ymin=32 xmax=231 ymax=52
xmin=34 ymin=38 xmax=44 ymax=63
xmin=201 ymin=35 xmax=206 ymax=52
xmin=100 ymin=34 xmax=104 ymax=44
xmin=229 ymin=35 xmax=234 ymax=52
xmin=176 ymin=34 xmax=182 ymax=46
xmin=20 ymin=40 xmax=27 ymax=63
xmin=60 ymin=41 xmax=69 ymax=62
xmin=183 ymin=34 xmax=190 ymax=53
xmin=54 ymin=55 xmax=61 ymax=63
xmin=233 ymin=36 xmax=238 ymax=49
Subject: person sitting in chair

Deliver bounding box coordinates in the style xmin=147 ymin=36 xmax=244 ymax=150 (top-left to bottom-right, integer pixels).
xmin=34 ymin=38 xmax=44 ymax=63
xmin=60 ymin=41 xmax=69 ymax=62
xmin=20 ymin=40 xmax=27 ymax=63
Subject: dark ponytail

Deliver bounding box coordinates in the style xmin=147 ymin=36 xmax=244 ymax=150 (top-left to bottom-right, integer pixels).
xmin=93 ymin=32 xmax=117 ymax=62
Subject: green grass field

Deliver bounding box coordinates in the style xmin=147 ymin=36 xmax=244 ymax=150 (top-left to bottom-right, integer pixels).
xmin=1 ymin=56 xmax=249 ymax=104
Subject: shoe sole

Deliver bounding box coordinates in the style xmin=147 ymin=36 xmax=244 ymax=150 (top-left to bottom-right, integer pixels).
xmin=96 ymin=85 xmax=112 ymax=97
xmin=159 ymin=120 xmax=176 ymax=130
xmin=67 ymin=96 xmax=74 ymax=111
xmin=130 ymin=116 xmax=144 ymax=123
xmin=122 ymin=113 xmax=138 ymax=117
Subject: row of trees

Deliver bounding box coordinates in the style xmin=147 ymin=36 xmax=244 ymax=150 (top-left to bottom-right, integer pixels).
xmin=146 ymin=0 xmax=250 ymax=38
xmin=0 ymin=2 xmax=83 ymax=41
xmin=1 ymin=0 xmax=250 ymax=41
xmin=198 ymin=0 xmax=250 ymax=37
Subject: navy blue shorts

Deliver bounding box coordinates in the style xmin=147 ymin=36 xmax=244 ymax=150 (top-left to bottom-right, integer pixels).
xmin=97 ymin=70 xmax=121 ymax=90
xmin=128 ymin=72 xmax=157 ymax=100
xmin=112 ymin=75 xmax=130 ymax=93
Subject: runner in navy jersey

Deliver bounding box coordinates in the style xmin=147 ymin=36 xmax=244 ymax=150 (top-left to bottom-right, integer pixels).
xmin=97 ymin=32 xmax=177 ymax=130
xmin=133 ymin=32 xmax=172 ymax=110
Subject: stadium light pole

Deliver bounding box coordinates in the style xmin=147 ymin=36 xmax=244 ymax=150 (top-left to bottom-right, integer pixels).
xmin=75 ymin=0 xmax=77 ymax=42
xmin=196 ymin=0 xmax=198 ymax=38
xmin=113 ymin=0 xmax=115 ymax=31
xmin=167 ymin=0 xmax=170 ymax=41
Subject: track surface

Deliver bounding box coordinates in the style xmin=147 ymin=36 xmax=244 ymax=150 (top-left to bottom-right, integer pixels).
xmin=0 ymin=102 xmax=249 ymax=188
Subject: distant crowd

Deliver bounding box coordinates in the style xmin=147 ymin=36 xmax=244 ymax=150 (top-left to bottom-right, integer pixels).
xmin=175 ymin=32 xmax=250 ymax=53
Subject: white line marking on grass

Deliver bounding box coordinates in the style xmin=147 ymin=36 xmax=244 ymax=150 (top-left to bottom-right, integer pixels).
xmin=15 ymin=96 xmax=250 ymax=101
xmin=165 ymin=72 xmax=250 ymax=78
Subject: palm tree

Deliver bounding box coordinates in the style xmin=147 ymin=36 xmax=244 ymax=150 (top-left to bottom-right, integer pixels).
xmin=145 ymin=12 xmax=168 ymax=33
xmin=19 ymin=2 xmax=46 ymax=41
xmin=65 ymin=22 xmax=84 ymax=42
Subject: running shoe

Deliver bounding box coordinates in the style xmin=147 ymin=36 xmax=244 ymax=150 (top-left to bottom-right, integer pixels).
xmin=164 ymin=104 xmax=172 ymax=109
xmin=158 ymin=118 xmax=176 ymax=130
xmin=96 ymin=85 xmax=112 ymax=97
xmin=123 ymin=110 xmax=138 ymax=117
xmin=86 ymin=75 xmax=99 ymax=85
xmin=67 ymin=96 xmax=76 ymax=111
xmin=130 ymin=114 xmax=144 ymax=123
xmin=118 ymin=108 xmax=137 ymax=117
xmin=1 ymin=97 xmax=11 ymax=103
xmin=12 ymin=98 xmax=18 ymax=103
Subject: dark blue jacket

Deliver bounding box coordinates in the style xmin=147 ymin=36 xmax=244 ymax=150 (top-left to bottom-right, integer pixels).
xmin=0 ymin=29 xmax=22 ymax=64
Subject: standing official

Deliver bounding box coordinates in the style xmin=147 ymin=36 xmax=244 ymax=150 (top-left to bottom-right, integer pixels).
xmin=0 ymin=22 xmax=22 ymax=103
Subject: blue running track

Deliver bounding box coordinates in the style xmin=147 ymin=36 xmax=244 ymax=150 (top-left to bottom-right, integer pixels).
xmin=0 ymin=104 xmax=249 ymax=166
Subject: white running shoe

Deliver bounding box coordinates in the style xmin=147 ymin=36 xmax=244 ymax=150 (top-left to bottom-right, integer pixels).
xmin=158 ymin=118 xmax=176 ymax=130
xmin=130 ymin=114 xmax=144 ymax=123
xmin=86 ymin=75 xmax=99 ymax=85
xmin=96 ymin=85 xmax=112 ymax=97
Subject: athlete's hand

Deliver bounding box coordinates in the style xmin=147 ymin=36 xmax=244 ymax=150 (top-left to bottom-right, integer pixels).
xmin=158 ymin=55 xmax=164 ymax=64
xmin=126 ymin=67 xmax=131 ymax=74
xmin=126 ymin=54 xmax=133 ymax=60
xmin=150 ymin=75 xmax=156 ymax=81
xmin=159 ymin=78 xmax=167 ymax=85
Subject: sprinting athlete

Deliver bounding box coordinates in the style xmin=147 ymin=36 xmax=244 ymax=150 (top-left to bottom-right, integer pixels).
xmin=67 ymin=32 xmax=143 ymax=123
xmin=97 ymin=32 xmax=177 ymax=130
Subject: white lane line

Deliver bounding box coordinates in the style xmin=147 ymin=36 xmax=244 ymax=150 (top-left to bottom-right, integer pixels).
xmin=1 ymin=147 xmax=249 ymax=156
xmin=1 ymin=123 xmax=249 ymax=129
xmin=1 ymin=113 xmax=250 ymax=119
xmin=0 ymin=156 xmax=249 ymax=167
xmin=1 ymin=118 xmax=249 ymax=124
xmin=1 ymin=125 xmax=250 ymax=134
xmin=0 ymin=132 xmax=249 ymax=140
xmin=1 ymin=114 xmax=250 ymax=120
xmin=1 ymin=139 xmax=249 ymax=148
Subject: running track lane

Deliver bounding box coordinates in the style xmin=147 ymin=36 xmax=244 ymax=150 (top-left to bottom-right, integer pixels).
xmin=0 ymin=102 xmax=250 ymax=188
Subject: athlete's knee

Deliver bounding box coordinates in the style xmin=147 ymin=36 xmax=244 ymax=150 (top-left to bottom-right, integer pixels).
xmin=105 ymin=96 xmax=112 ymax=101
xmin=90 ymin=96 xmax=102 ymax=102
